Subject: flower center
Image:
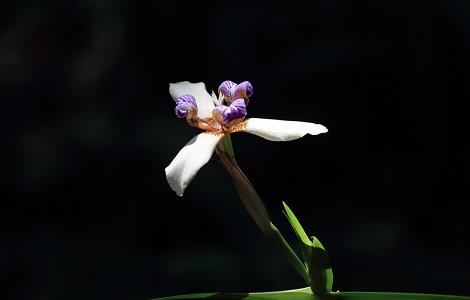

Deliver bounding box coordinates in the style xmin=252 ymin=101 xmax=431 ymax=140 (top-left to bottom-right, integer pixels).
xmin=212 ymin=99 xmax=247 ymax=128
xmin=175 ymin=80 xmax=253 ymax=134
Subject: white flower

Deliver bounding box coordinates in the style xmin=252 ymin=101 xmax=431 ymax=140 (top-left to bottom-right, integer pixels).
xmin=165 ymin=81 xmax=328 ymax=196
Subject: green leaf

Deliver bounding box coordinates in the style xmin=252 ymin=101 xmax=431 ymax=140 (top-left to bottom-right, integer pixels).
xmin=282 ymin=202 xmax=311 ymax=246
xmin=305 ymin=237 xmax=334 ymax=296
xmin=154 ymin=287 xmax=317 ymax=299
xmin=282 ymin=202 xmax=333 ymax=296
xmin=153 ymin=289 xmax=470 ymax=300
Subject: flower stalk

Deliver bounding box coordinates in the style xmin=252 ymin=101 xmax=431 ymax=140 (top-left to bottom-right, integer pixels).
xmin=215 ymin=139 xmax=310 ymax=285
xmin=221 ymin=135 xmax=235 ymax=159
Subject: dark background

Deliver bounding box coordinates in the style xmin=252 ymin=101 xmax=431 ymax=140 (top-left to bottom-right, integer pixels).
xmin=2 ymin=0 xmax=469 ymax=299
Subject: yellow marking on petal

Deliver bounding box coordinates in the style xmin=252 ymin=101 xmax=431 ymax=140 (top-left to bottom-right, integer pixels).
xmin=226 ymin=120 xmax=247 ymax=133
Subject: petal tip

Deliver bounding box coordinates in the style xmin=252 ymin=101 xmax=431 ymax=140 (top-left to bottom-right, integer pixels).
xmin=164 ymin=133 xmax=221 ymax=197
xmin=169 ymin=81 xmax=187 ymax=92
xmin=308 ymin=124 xmax=328 ymax=135
xmin=168 ymin=179 xmax=185 ymax=197
xmin=165 ymin=166 xmax=185 ymax=197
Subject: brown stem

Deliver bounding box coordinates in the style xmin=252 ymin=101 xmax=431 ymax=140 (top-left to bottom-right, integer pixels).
xmin=215 ymin=147 xmax=271 ymax=236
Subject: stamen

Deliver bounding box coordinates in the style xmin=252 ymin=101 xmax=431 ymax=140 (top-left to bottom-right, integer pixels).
xmin=211 ymin=91 xmax=223 ymax=105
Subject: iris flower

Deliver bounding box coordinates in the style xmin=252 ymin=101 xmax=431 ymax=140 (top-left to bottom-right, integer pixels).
xmin=165 ymin=80 xmax=328 ymax=196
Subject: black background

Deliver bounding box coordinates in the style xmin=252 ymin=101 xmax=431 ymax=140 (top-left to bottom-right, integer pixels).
xmin=2 ymin=1 xmax=469 ymax=299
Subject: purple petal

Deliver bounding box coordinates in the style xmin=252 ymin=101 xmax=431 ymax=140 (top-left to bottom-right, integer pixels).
xmin=175 ymin=94 xmax=197 ymax=118
xmin=218 ymin=80 xmax=237 ymax=99
xmin=232 ymin=81 xmax=253 ymax=100
xmin=212 ymin=99 xmax=247 ymax=125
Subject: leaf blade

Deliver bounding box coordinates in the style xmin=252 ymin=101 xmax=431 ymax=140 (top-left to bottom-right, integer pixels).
xmin=282 ymin=201 xmax=311 ymax=246
xmin=153 ymin=290 xmax=470 ymax=300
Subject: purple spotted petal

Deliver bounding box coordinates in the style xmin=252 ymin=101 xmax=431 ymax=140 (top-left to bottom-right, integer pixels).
xmin=218 ymin=80 xmax=237 ymax=99
xmin=232 ymin=81 xmax=253 ymax=100
xmin=175 ymin=94 xmax=197 ymax=118
xmin=212 ymin=99 xmax=247 ymax=125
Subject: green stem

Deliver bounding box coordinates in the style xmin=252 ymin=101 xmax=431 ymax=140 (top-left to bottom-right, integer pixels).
xmin=222 ymin=135 xmax=235 ymax=158
xmin=216 ymin=145 xmax=309 ymax=285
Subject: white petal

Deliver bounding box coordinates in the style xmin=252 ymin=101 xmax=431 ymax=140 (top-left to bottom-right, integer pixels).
xmin=240 ymin=118 xmax=328 ymax=141
xmin=169 ymin=81 xmax=215 ymax=118
xmin=165 ymin=133 xmax=222 ymax=196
